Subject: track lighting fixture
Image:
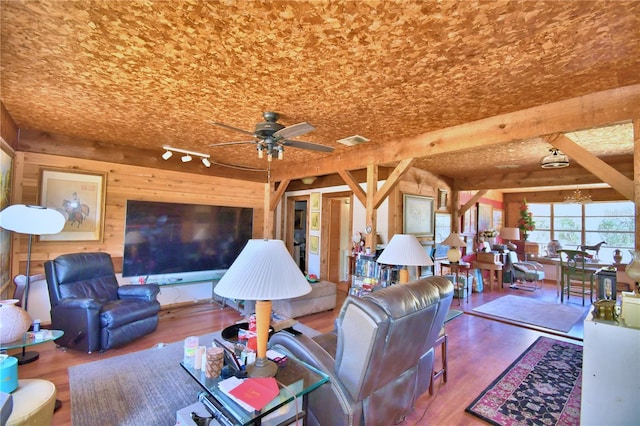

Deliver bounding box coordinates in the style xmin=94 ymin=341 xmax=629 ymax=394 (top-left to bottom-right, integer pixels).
xmin=161 ymin=146 xmax=211 ymax=168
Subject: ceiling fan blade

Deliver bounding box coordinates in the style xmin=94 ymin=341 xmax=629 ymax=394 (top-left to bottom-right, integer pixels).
xmin=209 ymin=140 xmax=256 ymax=147
xmin=273 ymin=122 xmax=315 ymax=139
xmin=207 ymin=120 xmax=254 ymax=136
xmin=282 ymin=139 xmax=334 ymax=152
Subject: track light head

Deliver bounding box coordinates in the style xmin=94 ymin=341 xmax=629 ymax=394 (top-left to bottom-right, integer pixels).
xmin=202 ymin=157 xmax=211 ymax=168
xmin=181 ymin=154 xmax=192 ymax=163
xmin=162 ymin=150 xmax=173 ymax=160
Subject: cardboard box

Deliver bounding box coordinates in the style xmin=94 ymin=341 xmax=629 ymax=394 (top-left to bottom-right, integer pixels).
xmin=176 ymin=401 xmax=220 ymax=426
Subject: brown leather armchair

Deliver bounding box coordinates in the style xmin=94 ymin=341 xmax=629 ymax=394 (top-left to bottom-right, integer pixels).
xmin=269 ymin=276 xmax=454 ymax=425
xmin=44 ymin=252 xmax=161 ymax=353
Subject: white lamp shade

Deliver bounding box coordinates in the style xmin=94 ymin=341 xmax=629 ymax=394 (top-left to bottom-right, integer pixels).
xmin=376 ymin=234 xmax=433 ymax=266
xmin=500 ymin=227 xmax=520 ymax=241
xmin=214 ymin=239 xmax=311 ymax=301
xmin=0 ymin=204 xmax=65 ymax=235
xmin=441 ymin=232 xmax=465 ymax=247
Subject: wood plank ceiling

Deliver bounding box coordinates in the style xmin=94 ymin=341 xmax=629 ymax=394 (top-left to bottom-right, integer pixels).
xmin=1 ymin=0 xmax=639 ymax=190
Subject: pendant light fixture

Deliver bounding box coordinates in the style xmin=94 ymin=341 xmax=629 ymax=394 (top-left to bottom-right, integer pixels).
xmin=541 ymin=148 xmax=569 ymax=169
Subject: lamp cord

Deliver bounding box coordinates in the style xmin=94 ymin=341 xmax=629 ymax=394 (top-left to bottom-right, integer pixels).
xmin=276 ymin=378 xmax=300 ymax=424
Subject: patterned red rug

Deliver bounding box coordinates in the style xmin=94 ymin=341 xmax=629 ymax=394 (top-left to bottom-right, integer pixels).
xmin=466 ymin=336 xmax=582 ymax=426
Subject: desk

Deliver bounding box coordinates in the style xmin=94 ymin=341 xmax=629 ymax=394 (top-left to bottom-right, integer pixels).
xmin=440 ymin=261 xmax=472 ymax=304
xmin=181 ymin=354 xmax=328 ymax=425
xmin=472 ymin=262 xmax=503 ymax=292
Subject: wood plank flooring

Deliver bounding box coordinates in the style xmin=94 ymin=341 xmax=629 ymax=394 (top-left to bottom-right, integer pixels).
xmin=12 ymin=280 xmax=590 ymax=426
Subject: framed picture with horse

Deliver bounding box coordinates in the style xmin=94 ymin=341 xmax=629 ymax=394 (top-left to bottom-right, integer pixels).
xmin=39 ymin=168 xmax=106 ymax=241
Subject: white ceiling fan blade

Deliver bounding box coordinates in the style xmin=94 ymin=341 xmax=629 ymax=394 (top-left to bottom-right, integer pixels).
xmin=282 ymin=139 xmax=334 ymax=152
xmin=273 ymin=122 xmax=315 ymax=139
xmin=207 ymin=120 xmax=254 ymax=136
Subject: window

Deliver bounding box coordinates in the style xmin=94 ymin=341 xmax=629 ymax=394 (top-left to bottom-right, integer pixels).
xmin=528 ymin=201 xmax=635 ymax=263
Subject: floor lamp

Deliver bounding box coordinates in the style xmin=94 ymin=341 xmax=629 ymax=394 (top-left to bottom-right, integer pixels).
xmin=214 ymin=239 xmax=311 ymax=377
xmin=377 ymin=234 xmax=433 ymax=284
xmin=0 ymin=204 xmax=65 ymax=364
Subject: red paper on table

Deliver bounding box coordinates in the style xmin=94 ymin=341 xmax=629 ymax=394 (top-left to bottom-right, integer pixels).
xmin=229 ymin=377 xmax=279 ymax=411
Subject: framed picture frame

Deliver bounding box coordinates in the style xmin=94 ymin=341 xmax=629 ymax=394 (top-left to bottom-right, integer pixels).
xmin=437 ymin=189 xmax=448 ymax=210
xmin=310 ymin=212 xmax=320 ymax=231
xmin=309 ymin=235 xmax=319 ymax=254
xmin=39 ymin=168 xmax=106 ymax=241
xmin=478 ymin=203 xmax=492 ymax=233
xmin=492 ymin=208 xmax=503 ymax=232
xmin=0 ymin=140 xmax=15 ymax=291
xmin=403 ymin=194 xmax=434 ymax=237
xmin=310 ymin=192 xmax=320 ymax=211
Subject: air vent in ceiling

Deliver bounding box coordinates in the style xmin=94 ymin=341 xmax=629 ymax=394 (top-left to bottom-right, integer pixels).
xmin=337 ymin=135 xmax=370 ymax=146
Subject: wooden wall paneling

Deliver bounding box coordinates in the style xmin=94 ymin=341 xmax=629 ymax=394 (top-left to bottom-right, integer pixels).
xmin=9 ymin=152 xmax=265 ymax=279
xmin=634 ymin=118 xmax=639 ymax=249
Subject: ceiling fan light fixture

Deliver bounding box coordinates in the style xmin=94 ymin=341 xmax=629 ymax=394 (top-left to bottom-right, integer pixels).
xmin=277 ymin=146 xmax=284 ymax=160
xmin=541 ymin=148 xmax=569 ymax=168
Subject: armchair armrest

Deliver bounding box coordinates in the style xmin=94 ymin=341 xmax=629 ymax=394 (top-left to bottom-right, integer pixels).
xmin=56 ymin=297 xmax=103 ymax=310
xmin=118 ymin=284 xmax=160 ymax=301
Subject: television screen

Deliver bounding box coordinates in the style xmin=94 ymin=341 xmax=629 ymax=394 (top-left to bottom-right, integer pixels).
xmin=123 ymin=200 xmax=253 ymax=282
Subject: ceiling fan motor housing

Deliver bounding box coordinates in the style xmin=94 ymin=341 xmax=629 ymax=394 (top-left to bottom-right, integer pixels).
xmin=255 ymin=121 xmax=285 ymax=139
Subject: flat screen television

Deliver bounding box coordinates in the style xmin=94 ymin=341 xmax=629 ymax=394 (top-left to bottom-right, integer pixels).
xmin=123 ymin=200 xmax=253 ymax=284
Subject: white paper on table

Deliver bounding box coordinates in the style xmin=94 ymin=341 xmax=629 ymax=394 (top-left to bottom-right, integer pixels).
xmin=218 ymin=376 xmax=255 ymax=412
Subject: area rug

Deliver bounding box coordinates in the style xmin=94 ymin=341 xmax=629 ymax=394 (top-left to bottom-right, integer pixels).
xmin=466 ymin=336 xmax=582 ymax=426
xmin=69 ymin=323 xmax=318 ymax=426
xmin=471 ymin=295 xmax=586 ymax=332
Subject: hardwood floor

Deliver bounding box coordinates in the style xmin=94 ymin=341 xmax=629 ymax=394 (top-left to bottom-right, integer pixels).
xmin=13 ymin=280 xmax=589 ymax=426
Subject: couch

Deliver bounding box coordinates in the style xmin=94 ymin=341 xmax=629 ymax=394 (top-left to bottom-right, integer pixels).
xmin=272 ymin=280 xmax=337 ymax=318
xmin=44 ymin=252 xmax=161 ymax=353
xmin=269 ymin=276 xmax=453 ymax=425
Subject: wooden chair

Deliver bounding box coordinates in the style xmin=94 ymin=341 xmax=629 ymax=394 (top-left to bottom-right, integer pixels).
xmin=558 ymin=249 xmax=595 ymax=305
xmin=429 ymin=327 xmax=448 ymax=395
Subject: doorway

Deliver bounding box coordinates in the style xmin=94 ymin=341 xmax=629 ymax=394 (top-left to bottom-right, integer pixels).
xmin=321 ymin=192 xmax=352 ymax=288
xmin=285 ymin=196 xmax=309 ymax=272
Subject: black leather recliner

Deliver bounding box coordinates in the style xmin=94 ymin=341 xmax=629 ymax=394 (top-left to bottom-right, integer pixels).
xmin=44 ymin=252 xmax=161 ymax=353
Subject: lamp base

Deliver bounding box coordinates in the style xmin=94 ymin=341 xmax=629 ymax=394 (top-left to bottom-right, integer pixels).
xmin=14 ymin=350 xmax=39 ymax=365
xmin=246 ymin=356 xmax=278 ymax=378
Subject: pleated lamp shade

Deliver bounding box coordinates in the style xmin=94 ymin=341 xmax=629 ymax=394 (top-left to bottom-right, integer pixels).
xmin=214 ymin=239 xmax=311 ymax=301
xmin=376 ymin=234 xmax=433 ymax=266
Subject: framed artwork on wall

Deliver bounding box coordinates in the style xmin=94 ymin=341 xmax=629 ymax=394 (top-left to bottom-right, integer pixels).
xmin=403 ymin=194 xmax=434 ymax=237
xmin=310 ymin=192 xmax=320 ymax=211
xmin=310 ymin=212 xmax=320 ymax=231
xmin=462 ymin=205 xmax=477 ymax=235
xmin=478 ymin=203 xmax=492 ymax=232
xmin=39 ymin=168 xmax=106 ymax=241
xmin=493 ymin=208 xmax=503 ymax=232
xmin=437 ymin=189 xmax=448 ymax=210
xmin=309 ymin=235 xmax=319 ymax=254
xmin=0 ymin=140 xmax=14 ymax=290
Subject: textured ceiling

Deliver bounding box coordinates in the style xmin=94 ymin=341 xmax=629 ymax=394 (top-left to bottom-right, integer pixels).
xmin=1 ymin=0 xmax=639 ymax=184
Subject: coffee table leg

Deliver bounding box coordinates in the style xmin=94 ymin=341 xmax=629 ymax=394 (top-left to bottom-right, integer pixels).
xmin=14 ymin=348 xmax=39 ymax=365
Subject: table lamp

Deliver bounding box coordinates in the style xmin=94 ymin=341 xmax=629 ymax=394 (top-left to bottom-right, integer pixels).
xmin=0 ymin=204 xmax=65 ymax=363
xmin=214 ymin=239 xmax=311 ymax=377
xmin=500 ymin=227 xmax=520 ymax=251
xmin=376 ymin=234 xmax=433 ymax=284
xmin=441 ymin=232 xmax=466 ymax=263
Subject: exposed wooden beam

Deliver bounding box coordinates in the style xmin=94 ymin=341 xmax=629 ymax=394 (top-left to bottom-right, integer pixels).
xmin=544 ymin=133 xmax=634 ymax=200
xmin=459 ymin=190 xmax=487 ymax=216
xmin=373 ymin=158 xmax=416 ymax=209
xmin=18 ymin=129 xmax=266 ymax=183
xmin=269 ymin=179 xmax=290 ymax=212
xmin=634 ymin=118 xmax=639 ymax=249
xmin=338 ymin=170 xmax=367 ymax=206
xmin=272 ymin=84 xmax=640 ymax=181
xmin=365 ymin=164 xmax=378 ymax=249
xmin=454 ymin=158 xmax=634 ymax=190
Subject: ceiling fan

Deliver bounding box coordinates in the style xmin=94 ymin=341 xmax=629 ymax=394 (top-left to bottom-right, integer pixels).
xmin=208 ymin=111 xmax=334 ymax=161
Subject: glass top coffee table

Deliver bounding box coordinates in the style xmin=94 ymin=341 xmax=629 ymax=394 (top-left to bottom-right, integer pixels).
xmin=0 ymin=329 xmax=64 ymax=364
xmin=181 ymin=355 xmax=328 ymax=425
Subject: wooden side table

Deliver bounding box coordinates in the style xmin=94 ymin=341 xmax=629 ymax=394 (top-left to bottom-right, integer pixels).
xmin=441 ymin=261 xmax=472 ymax=304
xmin=472 ymin=261 xmax=503 ymax=292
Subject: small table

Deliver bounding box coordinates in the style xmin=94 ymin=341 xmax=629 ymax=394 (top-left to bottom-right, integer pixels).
xmin=0 ymin=329 xmax=64 ymax=365
xmin=181 ymin=354 xmax=328 ymax=425
xmin=440 ymin=261 xmax=472 ymax=304
xmin=472 ymin=261 xmax=504 ymax=292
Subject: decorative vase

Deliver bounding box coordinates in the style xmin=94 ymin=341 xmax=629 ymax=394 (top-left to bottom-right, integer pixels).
xmin=0 ymin=299 xmax=32 ymax=344
xmin=613 ymin=249 xmax=623 ymax=264
xmin=625 ymin=251 xmax=640 ymax=289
